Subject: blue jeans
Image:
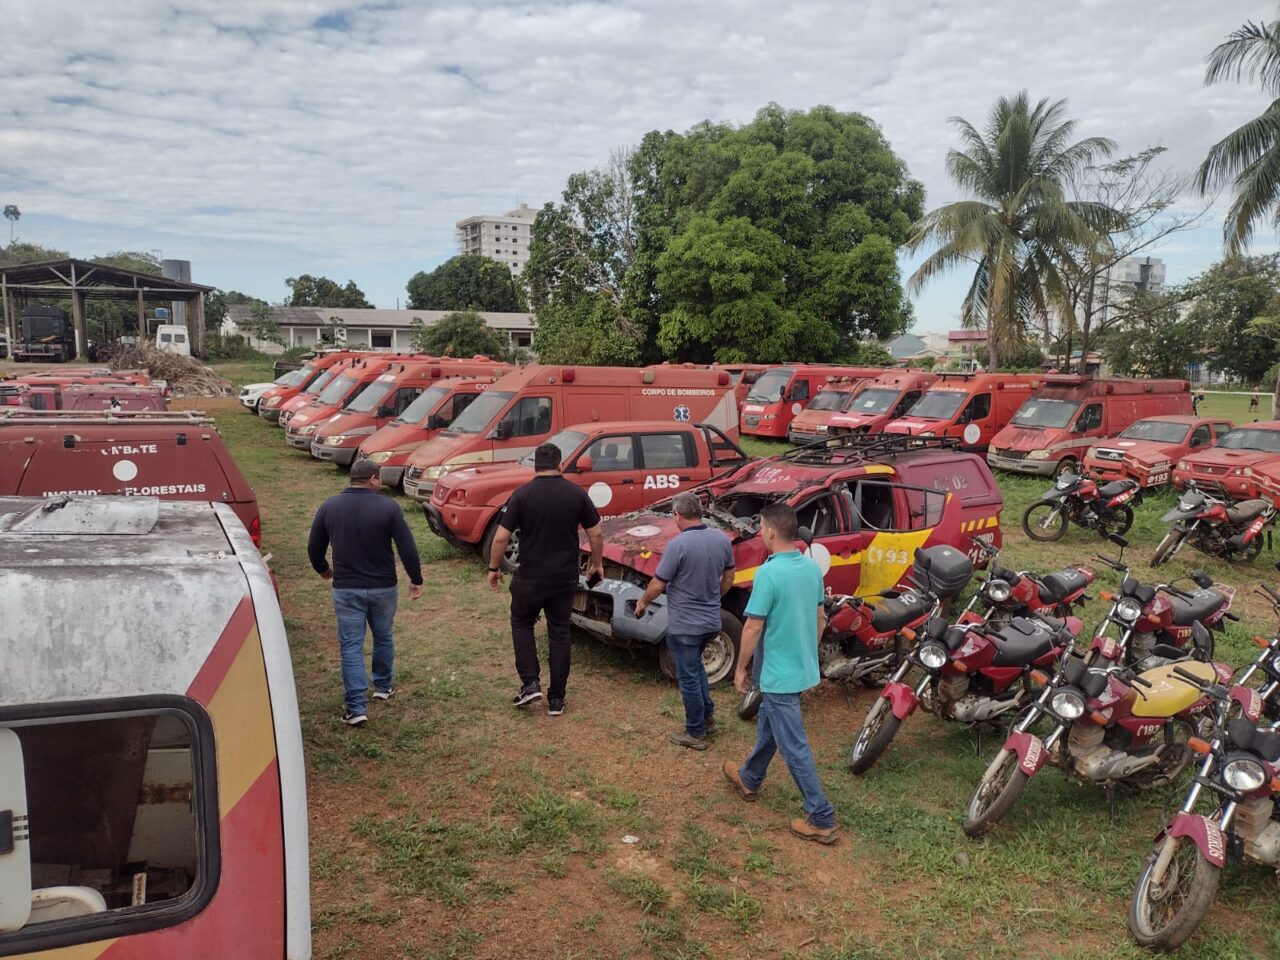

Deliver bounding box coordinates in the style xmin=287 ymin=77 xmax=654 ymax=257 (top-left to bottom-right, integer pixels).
xmin=666 ymin=631 xmax=717 ymax=737
xmin=333 ymin=586 xmax=398 ymax=715
xmin=739 ymin=692 xmax=835 ymax=829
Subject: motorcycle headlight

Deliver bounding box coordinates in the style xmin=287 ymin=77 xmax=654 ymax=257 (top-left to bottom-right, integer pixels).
xmin=918 ymin=642 xmax=948 ymax=670
xmin=1223 ymin=757 xmax=1267 ymax=792
xmin=986 ymin=579 xmax=1012 ymax=603
xmin=366 ymin=451 xmax=393 ymax=464
xmin=1115 ymin=598 xmax=1143 ymax=623
xmin=1271 ymin=653 xmax=1280 ymax=674
xmin=1177 ymin=499 xmax=1196 ymax=512
xmin=423 ymin=464 xmax=457 ymax=480
xmin=1055 ymin=477 xmax=1072 ymax=489
xmin=1027 ymin=449 xmax=1051 ymax=460
xmin=1051 ymin=690 xmax=1086 ymax=719
xmin=299 ymin=425 xmax=316 ymax=436
xmin=265 ymin=396 xmax=282 ymax=407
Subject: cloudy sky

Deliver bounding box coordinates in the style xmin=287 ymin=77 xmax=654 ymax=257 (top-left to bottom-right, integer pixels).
xmin=0 ymin=0 xmax=1269 ymax=331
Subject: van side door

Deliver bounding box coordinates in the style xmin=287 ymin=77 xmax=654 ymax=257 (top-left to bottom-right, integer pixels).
xmin=956 ymin=392 xmax=992 ymax=447
xmin=570 ymin=433 xmax=642 ymax=515
xmin=1075 ymin=402 xmax=1104 ymax=436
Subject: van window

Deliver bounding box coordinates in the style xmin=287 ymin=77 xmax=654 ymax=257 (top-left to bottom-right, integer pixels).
xmin=1212 ymin=422 xmax=1232 ymax=440
xmin=795 ymin=494 xmax=843 ymax=539
xmin=962 ymin=393 xmax=992 ymax=423
xmin=639 ymin=433 xmax=694 ymax=469
xmin=159 ymin=333 xmax=172 ymax=344
xmin=502 ymin=397 xmax=552 ymax=438
xmin=1189 ymin=424 xmax=1211 ymax=448
xmin=789 ymin=379 xmax=811 ymax=402
xmin=893 ymin=391 xmax=921 ymax=418
xmin=908 ymin=390 xmax=967 ymax=420
xmin=746 ymin=369 xmax=794 ymax=404
xmin=583 ymin=435 xmax=635 ymax=471
xmin=1076 ymin=403 xmax=1103 ymax=431
xmin=0 ymin=700 xmax=216 ymax=949
xmin=1012 ymin=399 xmax=1078 ymax=429
xmin=173 ymin=334 xmax=186 ymax=344
xmin=449 ymin=391 xmax=514 ymax=434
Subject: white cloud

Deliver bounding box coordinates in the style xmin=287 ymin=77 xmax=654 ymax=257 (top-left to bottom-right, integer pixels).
xmin=0 ymin=0 xmax=1267 ymax=306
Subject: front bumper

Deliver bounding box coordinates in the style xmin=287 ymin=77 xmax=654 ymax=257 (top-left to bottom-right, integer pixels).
xmin=311 ymin=442 xmax=358 ymax=466
xmin=285 ymin=431 xmax=313 ymax=450
xmin=422 ymin=499 xmax=490 ymax=546
xmin=258 ymin=405 xmax=282 ymax=422
xmin=377 ymin=465 xmax=405 ymax=487
xmin=986 ymin=453 xmax=1057 ymax=476
xmin=424 ymin=503 xmax=472 ymax=549
xmin=787 ymin=428 xmax=826 ymax=445
xmin=403 ymin=474 xmax=437 ymax=501
xmin=742 ymin=420 xmax=787 ymax=438
xmin=1174 ymin=470 xmax=1259 ymax=501
xmin=239 ymin=395 xmax=262 ymax=409
xmin=570 ymin=576 xmax=669 ymax=648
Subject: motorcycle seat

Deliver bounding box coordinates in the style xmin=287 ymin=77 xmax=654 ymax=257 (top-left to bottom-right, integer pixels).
xmin=1227 ymin=499 xmax=1270 ymax=523
xmin=1038 ymin=568 xmax=1090 ymax=604
xmin=990 ymin=617 xmax=1056 ymax=666
xmin=1098 ymin=479 xmax=1136 ymax=499
xmin=1228 ymin=717 xmax=1280 ymax=763
xmin=1169 ymin=589 xmax=1225 ymax=626
xmin=870 ymin=593 xmax=929 ymax=632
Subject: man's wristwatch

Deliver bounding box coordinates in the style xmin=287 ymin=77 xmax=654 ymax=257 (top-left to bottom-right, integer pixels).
xmin=488 ymin=566 xmax=501 ymax=573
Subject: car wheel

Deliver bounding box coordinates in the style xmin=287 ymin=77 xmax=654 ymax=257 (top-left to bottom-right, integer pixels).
xmin=480 ymin=518 xmax=520 ymax=574
xmin=1053 ymin=458 xmax=1078 ymax=480
xmin=703 ymin=610 xmax=743 ymax=686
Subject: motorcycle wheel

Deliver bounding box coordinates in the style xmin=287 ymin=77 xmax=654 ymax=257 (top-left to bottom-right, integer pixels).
xmin=1151 ymin=529 xmax=1184 ymax=567
xmin=738 ymin=685 xmax=762 ymax=721
xmin=1131 ymin=718 xmax=1196 ymax=792
xmin=1225 ymin=535 xmax=1264 ymax=565
xmin=962 ymin=748 xmax=1030 ymax=838
xmin=1021 ymin=501 xmax=1068 ymax=542
xmin=1127 ymin=834 xmax=1220 ymax=951
xmin=847 ymin=697 xmax=902 ymax=775
xmin=1100 ymin=505 xmax=1134 ymax=538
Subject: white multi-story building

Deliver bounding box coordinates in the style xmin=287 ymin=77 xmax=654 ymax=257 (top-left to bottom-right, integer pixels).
xmin=455 ymin=203 xmax=538 ymax=276
xmin=1105 ymin=255 xmax=1166 ymax=296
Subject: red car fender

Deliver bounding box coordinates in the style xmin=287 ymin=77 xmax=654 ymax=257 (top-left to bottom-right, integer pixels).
xmin=881 ymin=680 xmax=919 ymax=721
xmin=1162 ymin=812 xmax=1227 ymax=868
xmin=1003 ymin=730 xmax=1048 ymax=777
xmin=1231 ymin=685 xmax=1264 ymax=722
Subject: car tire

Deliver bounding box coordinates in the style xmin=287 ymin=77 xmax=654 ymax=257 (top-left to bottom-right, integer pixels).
xmin=480 ymin=518 xmax=519 ymax=574
xmin=659 ymin=611 xmax=742 ymax=689
xmin=1053 ymin=458 xmax=1078 ymax=480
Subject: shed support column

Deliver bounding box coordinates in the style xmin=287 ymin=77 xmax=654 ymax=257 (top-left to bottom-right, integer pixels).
xmin=72 ymin=290 xmax=87 ymax=360
xmin=193 ymin=295 xmax=206 ymax=357
xmin=137 ymin=290 xmax=145 ymax=335
xmin=1 ymin=274 xmax=11 ymax=358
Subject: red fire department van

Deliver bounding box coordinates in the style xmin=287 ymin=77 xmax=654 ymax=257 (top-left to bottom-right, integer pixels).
xmin=1172 ymin=421 xmax=1280 ymax=500
xmin=712 ymin=364 xmax=777 ymax=408
xmin=828 ymin=370 xmax=938 ymax=437
xmin=283 ymin=355 xmax=428 ymax=450
xmin=354 ymin=378 xmax=502 ymax=489
xmin=740 ymin=365 xmax=883 ymax=439
xmin=257 ymin=350 xmax=362 ymax=422
xmin=0 ymin=411 xmax=262 ymax=545
xmin=986 ymin=376 xmax=1191 ymax=477
xmin=310 ymin=359 xmax=510 ymax=467
xmin=425 ymin=421 xmax=751 ymax=568
xmin=884 ymin=372 xmax=1043 ymax=451
xmin=402 ymin=364 xmax=740 ymax=501
xmin=786 ymin=377 xmax=879 ymax=445
xmin=1082 ymin=415 xmax=1233 ymax=488
xmin=1 ymin=382 xmax=168 ymax=413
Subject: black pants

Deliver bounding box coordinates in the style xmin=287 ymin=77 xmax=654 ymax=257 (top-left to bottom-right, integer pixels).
xmin=510 ymin=576 xmax=575 ymax=699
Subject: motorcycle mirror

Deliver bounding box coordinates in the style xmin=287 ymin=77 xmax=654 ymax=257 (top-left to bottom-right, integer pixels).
xmin=1189 ymin=570 xmax=1213 ymax=589
xmin=1108 ymin=534 xmax=1129 ymax=548
xmin=797 ymin=525 xmax=814 ymax=547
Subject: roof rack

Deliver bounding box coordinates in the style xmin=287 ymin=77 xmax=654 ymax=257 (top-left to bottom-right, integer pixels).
xmin=0 ymin=410 xmax=210 ymax=425
xmin=781 ymin=433 xmax=962 ymax=464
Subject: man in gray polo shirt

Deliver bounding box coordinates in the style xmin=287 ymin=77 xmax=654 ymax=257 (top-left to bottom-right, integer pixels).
xmin=634 ymin=492 xmax=735 ymax=750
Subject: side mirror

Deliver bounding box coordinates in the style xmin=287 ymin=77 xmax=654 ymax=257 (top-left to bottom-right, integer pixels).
xmin=1190 ymin=570 xmax=1213 ymax=589
xmin=797 ymin=525 xmax=814 ymax=547
xmin=1108 ymin=534 xmax=1129 ymax=548
xmin=494 ymin=421 xmax=513 ymax=441
xmin=425 ymin=413 xmax=443 ymax=430
xmin=576 ymin=454 xmax=593 ymax=473
xmin=1189 ymin=438 xmax=1202 ymax=448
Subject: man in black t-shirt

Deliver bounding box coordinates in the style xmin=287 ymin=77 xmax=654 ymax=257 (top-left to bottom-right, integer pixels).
xmin=487 ymin=443 xmax=604 ymax=716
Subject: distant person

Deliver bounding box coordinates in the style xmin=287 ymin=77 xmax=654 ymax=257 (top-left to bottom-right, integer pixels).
xmin=1250 ymin=391 xmax=1260 ymax=413
xmin=722 ymin=503 xmax=837 ymax=845
xmin=487 ymin=442 xmax=604 ymax=717
xmin=1192 ymin=391 xmax=1202 ymax=415
xmin=308 ymin=461 xmax=423 ymax=726
xmin=634 ymin=492 xmax=735 ymax=750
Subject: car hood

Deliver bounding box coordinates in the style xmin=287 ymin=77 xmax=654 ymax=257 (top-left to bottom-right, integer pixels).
xmin=290 ymin=403 xmax=343 ymax=428
xmin=404 ymin=431 xmax=474 ymax=469
xmin=791 ymin=408 xmax=837 ymax=428
xmin=991 ymin=425 xmax=1063 ymax=448
xmin=1183 ymin=448 xmax=1280 ymax=470
xmin=320 ymin=410 xmax=378 ymax=434
xmin=1093 ymin=438 xmax=1177 ymax=462
xmin=242 ymin=382 xmax=275 ymax=393
xmin=360 ymin=420 xmax=432 ymax=454
xmin=589 ymin=512 xmax=730 ymax=579
xmin=830 ymin=411 xmax=882 ymax=430
xmin=883 ymin=416 xmax=940 ymax=434
xmin=434 ymin=462 xmax=534 ymax=503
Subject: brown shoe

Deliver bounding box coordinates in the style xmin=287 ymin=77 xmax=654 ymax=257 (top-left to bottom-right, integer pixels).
xmin=722 ymin=761 xmax=758 ymax=802
xmin=790 ymin=818 xmax=838 ymax=845
xmin=669 ymin=729 xmax=709 ymax=751
xmin=705 ymin=719 xmax=719 ymax=737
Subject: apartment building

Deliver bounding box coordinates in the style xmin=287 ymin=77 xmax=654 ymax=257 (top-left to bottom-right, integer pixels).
xmin=455 ymin=203 xmax=538 ymax=276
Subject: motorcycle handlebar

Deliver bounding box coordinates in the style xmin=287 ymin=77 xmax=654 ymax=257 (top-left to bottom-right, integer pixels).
xmin=1093 ymin=555 xmax=1126 ymax=572
xmin=1160 ymin=583 xmax=1195 ymax=601
xmin=1130 ymin=674 xmax=1154 ymax=689
xmin=1261 ymin=583 xmax=1280 ymax=607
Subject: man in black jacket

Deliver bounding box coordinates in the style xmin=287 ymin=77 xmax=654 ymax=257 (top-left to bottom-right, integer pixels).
xmin=487 ymin=443 xmax=604 ymax=716
xmin=309 ymin=461 xmax=423 ymax=726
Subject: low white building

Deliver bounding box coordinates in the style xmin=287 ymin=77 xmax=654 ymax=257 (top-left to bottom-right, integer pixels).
xmin=222 ymin=306 xmax=534 ymax=355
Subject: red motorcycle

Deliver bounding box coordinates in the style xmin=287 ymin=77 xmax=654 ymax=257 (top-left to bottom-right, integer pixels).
xmin=1128 ymin=666 xmax=1270 ymax=950
xmin=848 ymin=613 xmax=1081 ymax=774
xmin=961 ymin=539 xmax=1094 ymax=623
xmin=1021 ymin=472 xmax=1141 ymax=542
xmin=1153 ymin=484 xmax=1277 ymax=566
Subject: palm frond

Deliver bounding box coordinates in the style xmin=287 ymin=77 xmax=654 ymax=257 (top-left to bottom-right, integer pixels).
xmin=1221 ymin=138 xmax=1280 ymax=255
xmin=1196 ymin=104 xmax=1280 ymax=192
xmin=1205 ymin=20 xmax=1280 ymax=95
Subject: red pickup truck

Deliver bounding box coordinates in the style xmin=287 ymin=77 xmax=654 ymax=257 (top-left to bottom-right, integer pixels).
xmin=424 ymin=421 xmax=751 ymax=569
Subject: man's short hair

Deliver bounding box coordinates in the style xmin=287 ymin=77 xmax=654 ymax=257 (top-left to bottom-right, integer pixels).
xmin=672 ymin=492 xmax=703 ymax=520
xmin=759 ymin=502 xmax=798 ymax=541
xmin=534 ymin=443 xmax=562 ymax=471
xmin=350 ymin=460 xmax=379 ymax=482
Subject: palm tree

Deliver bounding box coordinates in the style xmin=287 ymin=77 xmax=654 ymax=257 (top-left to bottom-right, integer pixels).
xmin=906 ymin=93 xmax=1116 ymax=370
xmin=1198 ymin=18 xmax=1280 ymax=254
xmin=2 ymin=205 xmax=17 ymax=244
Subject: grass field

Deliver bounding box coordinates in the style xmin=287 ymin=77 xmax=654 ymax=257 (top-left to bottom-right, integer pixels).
xmin=198 ymin=362 xmax=1280 ymax=960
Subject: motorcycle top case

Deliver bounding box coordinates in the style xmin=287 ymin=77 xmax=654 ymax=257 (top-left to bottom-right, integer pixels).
xmin=910 ymin=545 xmax=974 ymax=599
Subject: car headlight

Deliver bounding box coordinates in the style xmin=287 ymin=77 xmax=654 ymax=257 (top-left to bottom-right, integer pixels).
xmin=986 ymin=579 xmax=1012 ymax=602
xmin=1223 ymin=757 xmax=1267 ymax=792
xmin=1177 ymin=460 xmax=1188 ymax=471
xmin=761 ymin=414 xmax=777 ymax=420
xmin=366 ymin=451 xmax=393 ymax=464
xmin=816 ymin=424 xmax=828 ymax=433
xmin=423 ymin=464 xmax=456 ymax=480
xmin=265 ymin=396 xmax=282 ymax=407
xmin=919 ymin=431 xmax=935 ymax=437
xmin=1085 ymin=447 xmax=1098 ymax=459
xmin=323 ymin=435 xmax=347 ymax=445
xmin=917 ymin=642 xmax=948 ymax=670
xmin=1051 ymin=690 xmax=1086 ymax=719
xmin=1115 ymin=597 xmax=1143 ymax=623
xmin=299 ymin=425 xmax=316 ymax=436
xmin=1027 ymin=449 xmax=1050 ymax=460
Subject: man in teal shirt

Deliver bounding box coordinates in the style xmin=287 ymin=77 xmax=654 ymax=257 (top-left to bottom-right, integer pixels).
xmin=722 ymin=503 xmax=836 ymax=843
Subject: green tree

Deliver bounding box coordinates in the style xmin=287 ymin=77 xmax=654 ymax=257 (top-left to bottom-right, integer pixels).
xmin=1192 ymin=254 xmax=1280 ymax=383
xmin=974 ymin=340 xmax=1046 ymax=372
xmin=204 ymin=289 xmax=266 ymax=336
xmin=1100 ymin=290 xmax=1204 ymax=379
xmin=410 ymin=310 xmax=509 ymax=359
xmin=906 ymin=92 xmax=1116 ymax=369
xmin=406 ymin=255 xmax=525 ymax=312
xmin=847 ymin=342 xmax=895 ymax=366
xmin=242 ymin=302 xmax=286 ymax=347
xmin=285 ymin=274 xmax=373 ymax=308
xmin=0 ymin=240 xmax=68 ymax=267
xmin=1198 ymin=18 xmax=1280 ymax=253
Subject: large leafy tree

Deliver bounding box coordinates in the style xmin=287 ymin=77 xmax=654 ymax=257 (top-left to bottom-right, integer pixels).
xmin=285 ymin=274 xmax=373 ymax=308
xmin=1191 ymin=254 xmax=1280 ymax=384
xmin=1198 ymin=18 xmax=1280 ymax=254
xmin=410 ymin=310 xmax=509 ymax=360
xmin=406 ymin=255 xmax=525 ymax=312
xmin=906 ymin=93 xmax=1116 ymax=369
xmin=1100 ymin=289 xmax=1205 ymax=379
